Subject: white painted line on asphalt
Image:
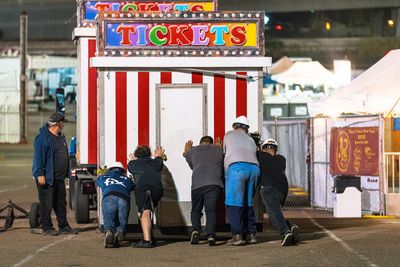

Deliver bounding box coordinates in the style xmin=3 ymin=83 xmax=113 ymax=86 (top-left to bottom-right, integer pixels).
xmin=0 ymin=185 xmax=27 ymax=194
xmin=307 ymin=215 xmax=377 ymax=267
xmin=12 ymin=235 xmax=74 ymax=267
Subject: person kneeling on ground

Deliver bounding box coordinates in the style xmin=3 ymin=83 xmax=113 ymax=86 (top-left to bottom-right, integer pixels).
xmin=183 ymin=136 xmax=224 ymax=246
xmin=96 ymin=162 xmax=134 ymax=248
xmin=128 ymin=146 xmax=165 ymax=248
xmin=257 ymin=139 xmax=299 ymax=246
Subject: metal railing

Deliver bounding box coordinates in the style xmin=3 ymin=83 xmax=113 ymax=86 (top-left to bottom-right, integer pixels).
xmin=384 ymin=152 xmax=400 ymax=194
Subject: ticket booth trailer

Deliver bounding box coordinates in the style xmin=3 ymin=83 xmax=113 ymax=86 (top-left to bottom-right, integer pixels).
xmin=71 ymin=0 xmax=217 ymax=223
xmin=92 ymin=10 xmax=271 ymax=230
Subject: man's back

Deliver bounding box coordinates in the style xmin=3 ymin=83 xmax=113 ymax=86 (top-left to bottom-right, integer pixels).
xmin=185 ymin=144 xmax=224 ymax=190
xmin=223 ymin=130 xmax=259 ymax=171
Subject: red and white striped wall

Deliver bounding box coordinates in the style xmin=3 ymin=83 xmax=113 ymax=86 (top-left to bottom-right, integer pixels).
xmin=98 ymin=70 xmax=260 ymax=172
xmin=76 ymin=36 xmax=98 ymax=166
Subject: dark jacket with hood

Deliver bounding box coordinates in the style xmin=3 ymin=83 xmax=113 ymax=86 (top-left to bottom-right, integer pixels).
xmin=127 ymin=156 xmax=163 ymax=192
xmin=32 ymin=124 xmax=70 ymax=185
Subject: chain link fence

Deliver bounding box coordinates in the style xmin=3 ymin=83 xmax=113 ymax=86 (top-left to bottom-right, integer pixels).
xmin=309 ymin=115 xmax=385 ymax=214
xmin=262 ymin=118 xmax=309 ymax=208
xmin=0 ymin=92 xmax=20 ymax=143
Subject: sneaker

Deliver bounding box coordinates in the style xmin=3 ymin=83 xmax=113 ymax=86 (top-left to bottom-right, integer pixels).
xmin=228 ymin=234 xmax=246 ymax=246
xmin=31 ymin=228 xmax=42 ymax=234
xmin=281 ymin=232 xmax=293 ymax=246
xmin=96 ymin=225 xmax=105 ymax=234
xmin=58 ymin=226 xmax=79 ymax=235
xmin=115 ymin=230 xmax=125 ymax=247
xmin=105 ymin=230 xmax=115 ymax=248
xmin=291 ymin=225 xmax=300 ymax=245
xmin=190 ymin=231 xmax=199 ymax=245
xmin=132 ymin=240 xmax=153 ymax=248
xmin=42 ymin=228 xmax=59 ymax=236
xmin=246 ymin=234 xmax=257 ymax=245
xmin=208 ymin=237 xmax=216 ymax=246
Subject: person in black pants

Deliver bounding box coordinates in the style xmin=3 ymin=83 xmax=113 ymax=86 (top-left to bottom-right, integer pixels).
xmin=183 ymin=136 xmax=224 ymax=246
xmin=257 ymin=139 xmax=299 ymax=246
xmin=32 ymin=112 xmax=78 ymax=235
xmin=128 ymin=146 xmax=164 ymax=248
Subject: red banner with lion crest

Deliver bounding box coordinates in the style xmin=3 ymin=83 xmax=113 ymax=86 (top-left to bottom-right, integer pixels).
xmin=329 ymin=127 xmax=379 ymax=176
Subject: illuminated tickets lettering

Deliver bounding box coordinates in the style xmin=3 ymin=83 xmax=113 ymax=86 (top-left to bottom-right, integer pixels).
xmin=106 ymin=22 xmax=256 ymax=47
xmin=84 ymin=1 xmax=216 ymax=20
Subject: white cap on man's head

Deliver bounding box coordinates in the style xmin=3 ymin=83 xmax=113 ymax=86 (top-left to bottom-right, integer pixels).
xmin=232 ymin=116 xmax=250 ymax=128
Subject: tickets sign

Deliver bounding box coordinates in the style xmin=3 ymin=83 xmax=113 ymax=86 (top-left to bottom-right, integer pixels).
xmin=78 ymin=0 xmax=217 ymax=27
xmin=329 ymin=127 xmax=379 ymax=176
xmin=96 ymin=11 xmax=264 ymax=56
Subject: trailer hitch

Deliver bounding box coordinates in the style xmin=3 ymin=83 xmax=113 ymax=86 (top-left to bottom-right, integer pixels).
xmin=0 ymin=199 xmax=39 ymax=232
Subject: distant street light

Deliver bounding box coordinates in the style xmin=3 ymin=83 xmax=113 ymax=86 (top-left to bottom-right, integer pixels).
xmin=264 ymin=15 xmax=270 ymax=25
xmin=325 ymin=22 xmax=331 ymax=30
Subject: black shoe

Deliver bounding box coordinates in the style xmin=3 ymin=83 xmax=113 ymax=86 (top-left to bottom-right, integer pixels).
xmin=208 ymin=237 xmax=216 ymax=246
xmin=105 ymin=230 xmax=114 ymax=248
xmin=132 ymin=240 xmax=153 ymax=248
xmin=42 ymin=228 xmax=59 ymax=236
xmin=191 ymin=231 xmax=199 ymax=245
xmin=281 ymin=232 xmax=293 ymax=246
xmin=59 ymin=226 xmax=79 ymax=235
xmin=115 ymin=230 xmax=124 ymax=247
xmin=291 ymin=225 xmax=300 ymax=245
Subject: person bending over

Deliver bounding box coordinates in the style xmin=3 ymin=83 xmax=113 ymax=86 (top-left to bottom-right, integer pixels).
xmin=96 ymin=162 xmax=134 ymax=248
xmin=257 ymin=139 xmax=299 ymax=246
xmin=128 ymin=146 xmax=164 ymax=248
xmin=183 ymin=136 xmax=224 ymax=246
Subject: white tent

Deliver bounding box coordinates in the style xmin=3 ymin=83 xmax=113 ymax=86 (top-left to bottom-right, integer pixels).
xmin=308 ymin=49 xmax=400 ymax=116
xmin=272 ymin=61 xmax=336 ymax=86
xmin=268 ymin=56 xmax=293 ymax=75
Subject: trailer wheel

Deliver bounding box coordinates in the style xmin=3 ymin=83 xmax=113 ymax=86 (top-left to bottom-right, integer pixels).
xmin=69 ymin=176 xmax=76 ymax=210
xmin=29 ymin=202 xmax=40 ymax=228
xmin=74 ymin=180 xmax=89 ymax=223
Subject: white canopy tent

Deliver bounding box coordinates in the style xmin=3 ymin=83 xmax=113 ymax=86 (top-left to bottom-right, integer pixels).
xmin=272 ymin=61 xmax=336 ymax=86
xmin=308 ymin=49 xmax=400 ymax=116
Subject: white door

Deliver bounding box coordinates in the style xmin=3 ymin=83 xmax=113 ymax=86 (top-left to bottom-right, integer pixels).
xmin=156 ymin=83 xmax=207 ymax=202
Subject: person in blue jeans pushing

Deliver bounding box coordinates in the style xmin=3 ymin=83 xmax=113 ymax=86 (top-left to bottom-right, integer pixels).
xmin=223 ymin=116 xmax=260 ymax=246
xmin=96 ymin=162 xmax=135 ymax=248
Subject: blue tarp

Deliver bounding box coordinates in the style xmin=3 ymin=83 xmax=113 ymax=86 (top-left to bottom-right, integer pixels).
xmin=394 ymin=117 xmax=400 ymax=131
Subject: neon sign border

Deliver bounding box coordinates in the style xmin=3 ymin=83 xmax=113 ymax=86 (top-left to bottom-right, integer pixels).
xmin=96 ymin=11 xmax=265 ymax=57
xmin=78 ymin=0 xmax=218 ymax=27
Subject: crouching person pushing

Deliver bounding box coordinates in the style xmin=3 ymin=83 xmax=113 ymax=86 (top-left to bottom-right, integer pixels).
xmin=128 ymin=146 xmax=165 ymax=248
xmin=96 ymin=162 xmax=134 ymax=248
xmin=257 ymin=139 xmax=299 ymax=246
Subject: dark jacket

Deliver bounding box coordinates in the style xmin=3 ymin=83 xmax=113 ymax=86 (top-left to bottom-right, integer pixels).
xmin=185 ymin=144 xmax=224 ymax=190
xmin=127 ymin=156 xmax=163 ymax=192
xmin=96 ymin=169 xmax=135 ymax=202
xmin=32 ymin=124 xmax=70 ymax=185
xmin=257 ymin=151 xmax=288 ymax=195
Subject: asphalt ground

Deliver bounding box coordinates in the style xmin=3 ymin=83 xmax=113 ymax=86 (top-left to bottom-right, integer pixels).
xmin=1 ymin=102 xmax=400 ymax=267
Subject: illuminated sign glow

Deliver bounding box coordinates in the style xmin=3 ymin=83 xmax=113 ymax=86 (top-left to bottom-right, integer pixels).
xmin=106 ymin=23 xmax=256 ymax=47
xmin=78 ymin=0 xmax=217 ymax=27
xmin=96 ymin=11 xmax=265 ymax=56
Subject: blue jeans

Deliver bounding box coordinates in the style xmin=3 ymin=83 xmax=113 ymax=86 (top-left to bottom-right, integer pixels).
xmin=225 ymin=162 xmax=260 ymax=207
xmin=225 ymin=162 xmax=259 ymax=235
xmin=102 ymin=195 xmax=130 ymax=233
